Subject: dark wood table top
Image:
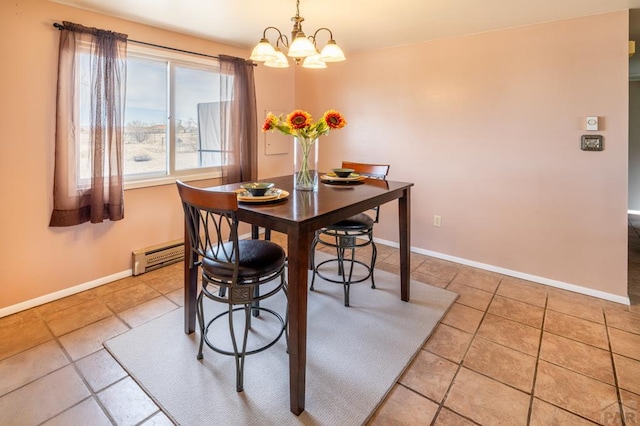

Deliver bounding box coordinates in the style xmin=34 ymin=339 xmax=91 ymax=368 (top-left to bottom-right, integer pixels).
xmin=214 ymin=174 xmax=413 ymax=232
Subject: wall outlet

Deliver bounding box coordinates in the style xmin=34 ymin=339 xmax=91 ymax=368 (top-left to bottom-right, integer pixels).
xmin=433 ymin=215 xmax=442 ymax=227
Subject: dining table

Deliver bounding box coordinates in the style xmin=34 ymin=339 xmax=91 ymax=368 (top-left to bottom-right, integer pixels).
xmin=182 ymin=173 xmax=414 ymax=415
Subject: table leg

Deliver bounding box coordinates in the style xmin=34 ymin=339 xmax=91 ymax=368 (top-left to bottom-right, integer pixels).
xmin=287 ymin=226 xmax=311 ymax=415
xmin=399 ymin=187 xmax=411 ymax=302
xmin=184 ymin=224 xmax=197 ymax=334
xmin=251 ymin=225 xmax=271 ymax=240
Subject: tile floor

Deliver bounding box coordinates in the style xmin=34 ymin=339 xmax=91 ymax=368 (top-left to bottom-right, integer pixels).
xmin=1 ymin=230 xmax=639 ymax=425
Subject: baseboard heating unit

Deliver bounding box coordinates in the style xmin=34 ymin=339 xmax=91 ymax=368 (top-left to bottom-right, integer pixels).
xmin=132 ymin=239 xmax=184 ymax=276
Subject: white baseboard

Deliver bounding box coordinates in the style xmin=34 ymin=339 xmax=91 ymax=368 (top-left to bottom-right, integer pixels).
xmin=0 ymin=270 xmax=132 ymax=319
xmin=374 ymin=238 xmax=631 ymax=306
xmin=0 ymin=231 xmax=258 ymax=319
xmin=1 ymin=236 xmax=631 ymax=319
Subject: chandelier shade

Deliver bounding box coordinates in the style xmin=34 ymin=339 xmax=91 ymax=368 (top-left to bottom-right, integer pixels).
xmin=302 ymin=53 xmax=327 ymax=69
xmin=265 ymin=48 xmax=290 ymax=68
xmin=250 ymin=38 xmax=277 ymax=62
xmin=288 ymin=33 xmax=317 ymax=58
xmin=249 ymin=0 xmax=345 ymax=69
xmin=320 ymin=40 xmax=346 ymax=62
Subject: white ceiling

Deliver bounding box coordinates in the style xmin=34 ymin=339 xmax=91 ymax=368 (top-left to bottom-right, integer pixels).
xmin=52 ymin=0 xmax=640 ymax=54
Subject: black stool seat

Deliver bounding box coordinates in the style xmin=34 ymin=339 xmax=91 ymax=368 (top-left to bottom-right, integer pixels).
xmin=203 ymin=240 xmax=286 ymax=280
xmin=326 ymin=213 xmax=374 ymax=231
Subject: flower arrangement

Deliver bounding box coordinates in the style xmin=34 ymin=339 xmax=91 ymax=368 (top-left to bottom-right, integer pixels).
xmin=263 ymin=109 xmax=347 ymax=190
xmin=262 ymin=109 xmax=347 ymax=139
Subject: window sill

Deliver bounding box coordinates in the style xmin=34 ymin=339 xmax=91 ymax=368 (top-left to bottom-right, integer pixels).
xmin=124 ymin=170 xmax=222 ymax=190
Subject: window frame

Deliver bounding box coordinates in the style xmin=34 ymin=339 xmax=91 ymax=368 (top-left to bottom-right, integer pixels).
xmin=122 ymin=44 xmax=225 ymax=190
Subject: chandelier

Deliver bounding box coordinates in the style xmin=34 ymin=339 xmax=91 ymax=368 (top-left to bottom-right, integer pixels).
xmin=249 ymin=0 xmax=346 ymax=69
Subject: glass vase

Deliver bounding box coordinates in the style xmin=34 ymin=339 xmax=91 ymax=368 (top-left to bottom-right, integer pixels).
xmin=294 ymin=137 xmax=319 ymax=191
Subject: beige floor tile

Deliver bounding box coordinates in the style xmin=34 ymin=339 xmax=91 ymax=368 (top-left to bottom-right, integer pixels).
xmin=36 ymin=291 xmax=97 ymax=318
xmin=605 ymin=307 xmax=640 ymax=335
xmin=98 ymin=377 xmax=159 ymax=425
xmin=496 ymin=276 xmax=547 ymax=307
xmin=58 ymin=316 xmax=129 ymax=361
xmin=399 ymin=350 xmax=458 ymax=403
xmin=488 ymin=295 xmax=544 ymax=328
xmin=441 ymin=303 xmax=484 ymax=334
xmin=375 ymin=261 xmax=400 ymax=276
xmin=424 ymin=324 xmax=473 ymax=363
xmin=411 ymin=271 xmax=451 ymax=288
xmin=608 ymin=327 xmax=640 ymax=361
xmin=75 ymin=349 xmax=128 ymax=392
xmin=544 ymin=310 xmax=609 ymax=350
xmin=118 ymin=296 xmax=178 ymax=329
xmin=547 ymin=289 xmax=604 ymax=324
xmin=413 ymin=258 xmax=461 ymax=282
xmin=433 ymin=408 xmax=477 ymax=425
xmin=450 ymin=268 xmax=501 ymax=293
xmin=45 ymin=299 xmax=113 ymax=336
xmin=0 ymin=365 xmax=91 ymax=425
xmin=463 ymin=337 xmax=536 ymax=392
xmin=445 ymin=282 xmax=493 ymax=311
xmin=354 ymin=246 xmax=376 ymax=265
xmin=0 ymin=310 xmax=53 ymax=361
xmin=476 ymin=313 xmax=541 ymax=356
xmin=444 ymin=367 xmax=530 ymax=425
xmin=620 ymin=390 xmax=640 ymax=426
xmin=165 ymin=288 xmax=184 ymax=306
xmin=539 ymin=331 xmax=614 ymax=384
xmin=140 ymin=264 xmax=183 ymax=294
xmin=529 ymin=398 xmax=599 ymax=426
xmin=100 ymin=283 xmax=163 ymax=313
xmin=369 ymin=384 xmax=438 ymax=425
xmin=0 ymin=340 xmax=69 ymax=397
xmin=379 ymin=252 xmax=429 ymax=270
xmin=91 ymin=276 xmax=139 ymax=298
xmin=42 ymin=397 xmax=112 ymax=426
xmin=548 ymin=286 xmax=606 ymax=303
xmin=614 ymin=354 xmax=640 ymax=395
xmin=535 ymin=360 xmax=619 ymax=424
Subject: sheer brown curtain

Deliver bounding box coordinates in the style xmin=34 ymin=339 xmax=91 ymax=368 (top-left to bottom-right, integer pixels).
xmin=219 ymin=55 xmax=258 ymax=184
xmin=50 ymin=21 xmax=127 ymax=227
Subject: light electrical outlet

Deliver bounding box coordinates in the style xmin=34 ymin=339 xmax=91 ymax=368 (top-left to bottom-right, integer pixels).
xmin=433 ymin=215 xmax=442 ymax=227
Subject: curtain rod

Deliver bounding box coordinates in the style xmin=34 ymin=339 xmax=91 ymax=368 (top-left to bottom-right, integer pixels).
xmin=52 ymin=22 xmax=256 ymax=65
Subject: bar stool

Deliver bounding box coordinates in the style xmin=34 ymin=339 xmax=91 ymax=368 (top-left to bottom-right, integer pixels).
xmin=176 ymin=180 xmax=288 ymax=392
xmin=310 ymin=162 xmax=390 ymax=306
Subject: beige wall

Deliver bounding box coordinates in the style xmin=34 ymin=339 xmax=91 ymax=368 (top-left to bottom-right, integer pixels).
xmin=0 ymin=2 xmax=630 ymax=314
xmin=630 ymin=81 xmax=640 ymax=210
xmin=0 ymin=0 xmax=294 ymax=313
xmin=296 ymin=11 xmax=630 ymax=301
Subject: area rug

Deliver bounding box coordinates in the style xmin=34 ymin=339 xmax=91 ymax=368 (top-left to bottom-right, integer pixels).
xmin=105 ymin=258 xmax=457 ymax=425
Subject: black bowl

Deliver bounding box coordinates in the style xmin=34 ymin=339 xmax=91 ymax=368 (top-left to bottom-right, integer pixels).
xmin=241 ymin=182 xmax=275 ymax=196
xmin=332 ymin=168 xmax=355 ymax=178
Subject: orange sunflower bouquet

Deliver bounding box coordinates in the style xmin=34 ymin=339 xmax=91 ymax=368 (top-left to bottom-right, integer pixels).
xmin=263 ymin=109 xmax=347 ymax=190
xmin=262 ymin=109 xmax=347 ymax=140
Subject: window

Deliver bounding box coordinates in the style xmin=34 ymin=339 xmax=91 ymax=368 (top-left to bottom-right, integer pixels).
xmin=78 ymin=44 xmax=230 ymax=188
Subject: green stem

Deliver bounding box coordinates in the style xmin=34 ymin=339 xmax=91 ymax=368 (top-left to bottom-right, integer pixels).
xmin=296 ymin=138 xmax=315 ymax=189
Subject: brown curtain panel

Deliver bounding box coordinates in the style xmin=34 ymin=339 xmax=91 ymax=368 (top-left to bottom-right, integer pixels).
xmin=50 ymin=21 xmax=127 ymax=227
xmin=219 ymin=55 xmax=258 ymax=184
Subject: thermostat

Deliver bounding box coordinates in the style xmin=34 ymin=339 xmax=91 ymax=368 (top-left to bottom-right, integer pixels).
xmin=586 ymin=116 xmax=599 ymax=131
xmin=581 ymin=135 xmax=603 ymax=151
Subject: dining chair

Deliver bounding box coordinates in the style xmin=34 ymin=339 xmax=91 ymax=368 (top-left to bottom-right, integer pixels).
xmin=176 ymin=180 xmax=288 ymax=392
xmin=310 ymin=161 xmax=390 ymax=306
